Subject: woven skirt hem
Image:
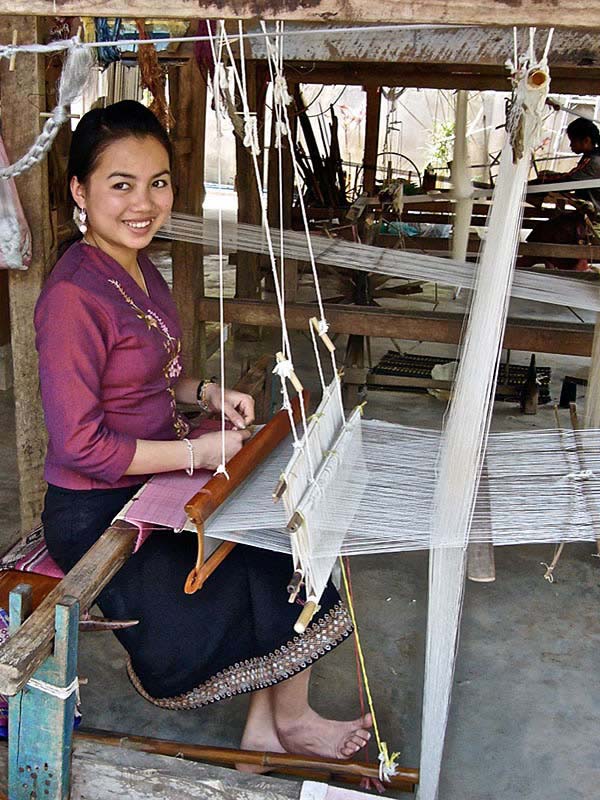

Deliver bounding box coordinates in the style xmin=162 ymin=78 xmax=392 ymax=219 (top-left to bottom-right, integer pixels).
xmin=126 ymin=602 xmax=353 ymax=709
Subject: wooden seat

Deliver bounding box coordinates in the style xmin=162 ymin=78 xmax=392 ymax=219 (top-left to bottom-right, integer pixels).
xmin=0 ymin=570 xmax=59 ymax=615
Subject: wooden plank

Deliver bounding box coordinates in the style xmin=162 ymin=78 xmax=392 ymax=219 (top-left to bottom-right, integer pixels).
xmin=0 ymin=16 xmax=53 ymax=532
xmin=0 ymin=521 xmax=138 ymax=696
xmin=0 ymin=0 xmax=598 ymax=28
xmin=244 ymin=25 xmax=600 ymax=70
xmin=169 ymin=58 xmax=207 ymax=375
xmin=270 ymin=61 xmax=600 ymax=94
xmin=0 ymin=740 xmax=302 ymax=800
xmin=385 ymin=235 xmax=600 ymax=260
xmin=198 ymin=297 xmax=595 ymax=356
xmin=0 ymin=271 xmax=9 ymax=347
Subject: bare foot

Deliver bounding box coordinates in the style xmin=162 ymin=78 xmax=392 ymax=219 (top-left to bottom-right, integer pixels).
xmin=276 ymin=710 xmax=372 ymax=760
xmin=237 ymin=696 xmax=285 ymax=773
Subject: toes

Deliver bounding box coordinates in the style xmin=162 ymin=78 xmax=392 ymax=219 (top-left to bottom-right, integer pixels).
xmin=361 ymin=712 xmax=373 ymax=729
xmin=340 ymin=733 xmax=369 ymax=757
xmin=353 ymin=729 xmax=371 ymax=745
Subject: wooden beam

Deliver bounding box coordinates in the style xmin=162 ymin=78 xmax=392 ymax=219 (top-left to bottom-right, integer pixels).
xmin=0 ymin=1 xmax=598 ymax=28
xmin=0 ymin=16 xmax=53 ymax=532
xmin=272 ymin=62 xmax=600 ymax=94
xmin=244 ymin=24 xmax=600 ymax=70
xmin=198 ymin=297 xmax=595 ymax=356
xmin=169 ymin=58 xmax=207 ymax=375
xmin=362 ymin=86 xmax=381 ymax=195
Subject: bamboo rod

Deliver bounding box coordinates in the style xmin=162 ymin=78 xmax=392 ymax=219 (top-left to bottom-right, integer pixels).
xmin=76 ymin=727 xmax=419 ymax=790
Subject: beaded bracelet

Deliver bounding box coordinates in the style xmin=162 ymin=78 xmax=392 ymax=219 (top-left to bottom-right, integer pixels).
xmin=196 ymin=377 xmax=216 ymax=413
xmin=183 ymin=438 xmax=195 ymax=476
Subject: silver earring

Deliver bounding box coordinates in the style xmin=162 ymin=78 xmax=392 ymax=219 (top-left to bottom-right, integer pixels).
xmin=77 ymin=207 xmax=88 ymax=234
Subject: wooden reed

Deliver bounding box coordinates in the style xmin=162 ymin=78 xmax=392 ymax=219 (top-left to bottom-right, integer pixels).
xmin=183 ymin=391 xmax=309 ymax=593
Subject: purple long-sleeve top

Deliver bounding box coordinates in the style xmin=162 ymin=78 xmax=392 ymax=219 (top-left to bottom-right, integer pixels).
xmin=35 ymin=241 xmax=190 ymax=490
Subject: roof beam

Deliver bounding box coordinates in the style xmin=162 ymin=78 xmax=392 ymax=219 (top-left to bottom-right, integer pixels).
xmin=0 ymin=3 xmax=599 ymax=29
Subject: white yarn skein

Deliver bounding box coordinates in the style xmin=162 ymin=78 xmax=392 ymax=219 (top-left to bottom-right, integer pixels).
xmin=0 ymin=44 xmax=95 ymax=180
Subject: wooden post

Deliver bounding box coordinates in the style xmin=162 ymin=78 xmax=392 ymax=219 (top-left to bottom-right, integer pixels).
xmin=8 ymin=585 xmax=79 ymax=800
xmin=451 ymin=90 xmax=474 ymax=262
xmin=583 ymin=317 xmax=600 ymax=555
xmin=362 ymin=86 xmax=381 ymax=195
xmin=0 ymin=271 xmax=11 ymax=390
xmin=168 ymin=57 xmax=207 ymax=376
xmin=0 ymin=16 xmax=54 ymax=532
xmin=235 ymin=61 xmax=262 ymax=338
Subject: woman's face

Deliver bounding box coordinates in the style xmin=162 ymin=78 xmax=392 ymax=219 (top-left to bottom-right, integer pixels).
xmin=70 ymin=135 xmax=173 ymax=266
xmin=569 ymin=134 xmax=593 ymax=155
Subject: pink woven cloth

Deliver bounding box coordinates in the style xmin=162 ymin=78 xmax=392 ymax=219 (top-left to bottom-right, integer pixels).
xmin=0 ymin=419 xmax=228 ymax=579
xmin=124 ymin=417 xmax=227 ymax=549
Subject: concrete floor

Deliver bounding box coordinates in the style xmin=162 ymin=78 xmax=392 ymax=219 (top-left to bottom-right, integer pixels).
xmin=1 ymin=270 xmax=599 ymax=797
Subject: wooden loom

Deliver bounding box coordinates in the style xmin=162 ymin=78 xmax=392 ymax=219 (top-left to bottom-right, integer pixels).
xmin=183 ymin=390 xmax=307 ymax=594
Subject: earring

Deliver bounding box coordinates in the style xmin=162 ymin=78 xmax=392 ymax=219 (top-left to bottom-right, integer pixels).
xmin=76 ymin=206 xmax=88 ymax=234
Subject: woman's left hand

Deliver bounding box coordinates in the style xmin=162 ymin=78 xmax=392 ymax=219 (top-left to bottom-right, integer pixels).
xmin=204 ymin=384 xmax=255 ymax=430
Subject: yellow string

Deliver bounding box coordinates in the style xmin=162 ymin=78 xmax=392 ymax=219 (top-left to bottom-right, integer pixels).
xmin=339 ymin=556 xmax=400 ymax=779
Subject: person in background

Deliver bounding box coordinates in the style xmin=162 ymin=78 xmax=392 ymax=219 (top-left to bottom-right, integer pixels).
xmin=518 ymin=117 xmax=600 ymax=271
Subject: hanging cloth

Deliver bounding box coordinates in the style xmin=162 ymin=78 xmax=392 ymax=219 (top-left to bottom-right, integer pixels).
xmin=0 ymin=136 xmax=32 ymax=270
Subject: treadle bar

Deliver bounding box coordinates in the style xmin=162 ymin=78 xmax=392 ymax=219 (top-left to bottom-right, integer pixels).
xmin=8 ymin=584 xmax=79 ymax=800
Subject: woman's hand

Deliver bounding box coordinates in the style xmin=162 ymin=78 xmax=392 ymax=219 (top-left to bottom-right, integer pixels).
xmin=203 ymin=384 xmax=255 ymax=430
xmin=191 ymin=429 xmax=252 ymax=471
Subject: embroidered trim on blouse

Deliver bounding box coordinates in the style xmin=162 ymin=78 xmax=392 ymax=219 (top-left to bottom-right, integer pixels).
xmin=126 ymin=602 xmax=353 ymax=709
xmin=108 ymin=279 xmax=189 ymax=438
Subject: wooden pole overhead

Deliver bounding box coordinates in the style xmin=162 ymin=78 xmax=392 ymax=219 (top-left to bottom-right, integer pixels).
xmin=0 ymin=2 xmax=599 ymax=29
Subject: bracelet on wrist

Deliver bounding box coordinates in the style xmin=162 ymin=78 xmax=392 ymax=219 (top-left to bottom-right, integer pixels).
xmin=196 ymin=377 xmax=216 ymax=413
xmin=183 ymin=438 xmax=195 ymax=476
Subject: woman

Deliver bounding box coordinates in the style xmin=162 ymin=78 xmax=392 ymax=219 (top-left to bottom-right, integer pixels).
xmin=35 ymin=100 xmax=371 ymax=762
xmin=519 ymin=117 xmax=600 ymax=271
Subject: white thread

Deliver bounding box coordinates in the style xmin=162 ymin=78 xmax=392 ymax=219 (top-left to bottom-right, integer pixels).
xmin=273 ymin=74 xmax=292 ymax=106
xmin=206 ymin=23 xmax=229 ymax=479
xmin=563 ymin=469 xmax=594 ymax=482
xmin=273 ymin=358 xmax=295 ymax=381
xmin=242 ymin=114 xmax=261 ymax=155
xmin=0 ymin=44 xmax=94 ymax=180
xmin=27 ymin=676 xmax=79 ymax=700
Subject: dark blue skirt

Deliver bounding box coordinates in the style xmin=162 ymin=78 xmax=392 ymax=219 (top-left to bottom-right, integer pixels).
xmin=42 ymin=484 xmax=352 ymax=707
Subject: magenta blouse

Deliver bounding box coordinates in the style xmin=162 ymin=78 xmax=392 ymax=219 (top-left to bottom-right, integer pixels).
xmin=35 ymin=241 xmax=190 ymax=490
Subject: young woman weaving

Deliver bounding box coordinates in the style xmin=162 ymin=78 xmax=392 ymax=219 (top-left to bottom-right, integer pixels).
xmin=35 ymin=100 xmax=371 ymax=764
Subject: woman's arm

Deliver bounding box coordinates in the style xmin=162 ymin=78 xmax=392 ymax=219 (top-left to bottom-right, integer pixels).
xmin=123 ymin=429 xmax=252 ymax=475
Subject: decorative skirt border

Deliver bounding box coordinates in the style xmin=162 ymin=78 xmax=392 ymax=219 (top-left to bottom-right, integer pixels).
xmin=126 ymin=602 xmax=353 ymax=709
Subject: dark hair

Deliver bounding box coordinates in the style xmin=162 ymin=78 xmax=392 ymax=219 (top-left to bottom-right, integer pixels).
xmin=68 ymin=100 xmax=172 ymax=185
xmin=566 ymin=117 xmax=600 ymax=148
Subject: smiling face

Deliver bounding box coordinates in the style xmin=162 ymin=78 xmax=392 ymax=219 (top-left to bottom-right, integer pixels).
xmin=70 ymin=135 xmax=173 ymax=270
